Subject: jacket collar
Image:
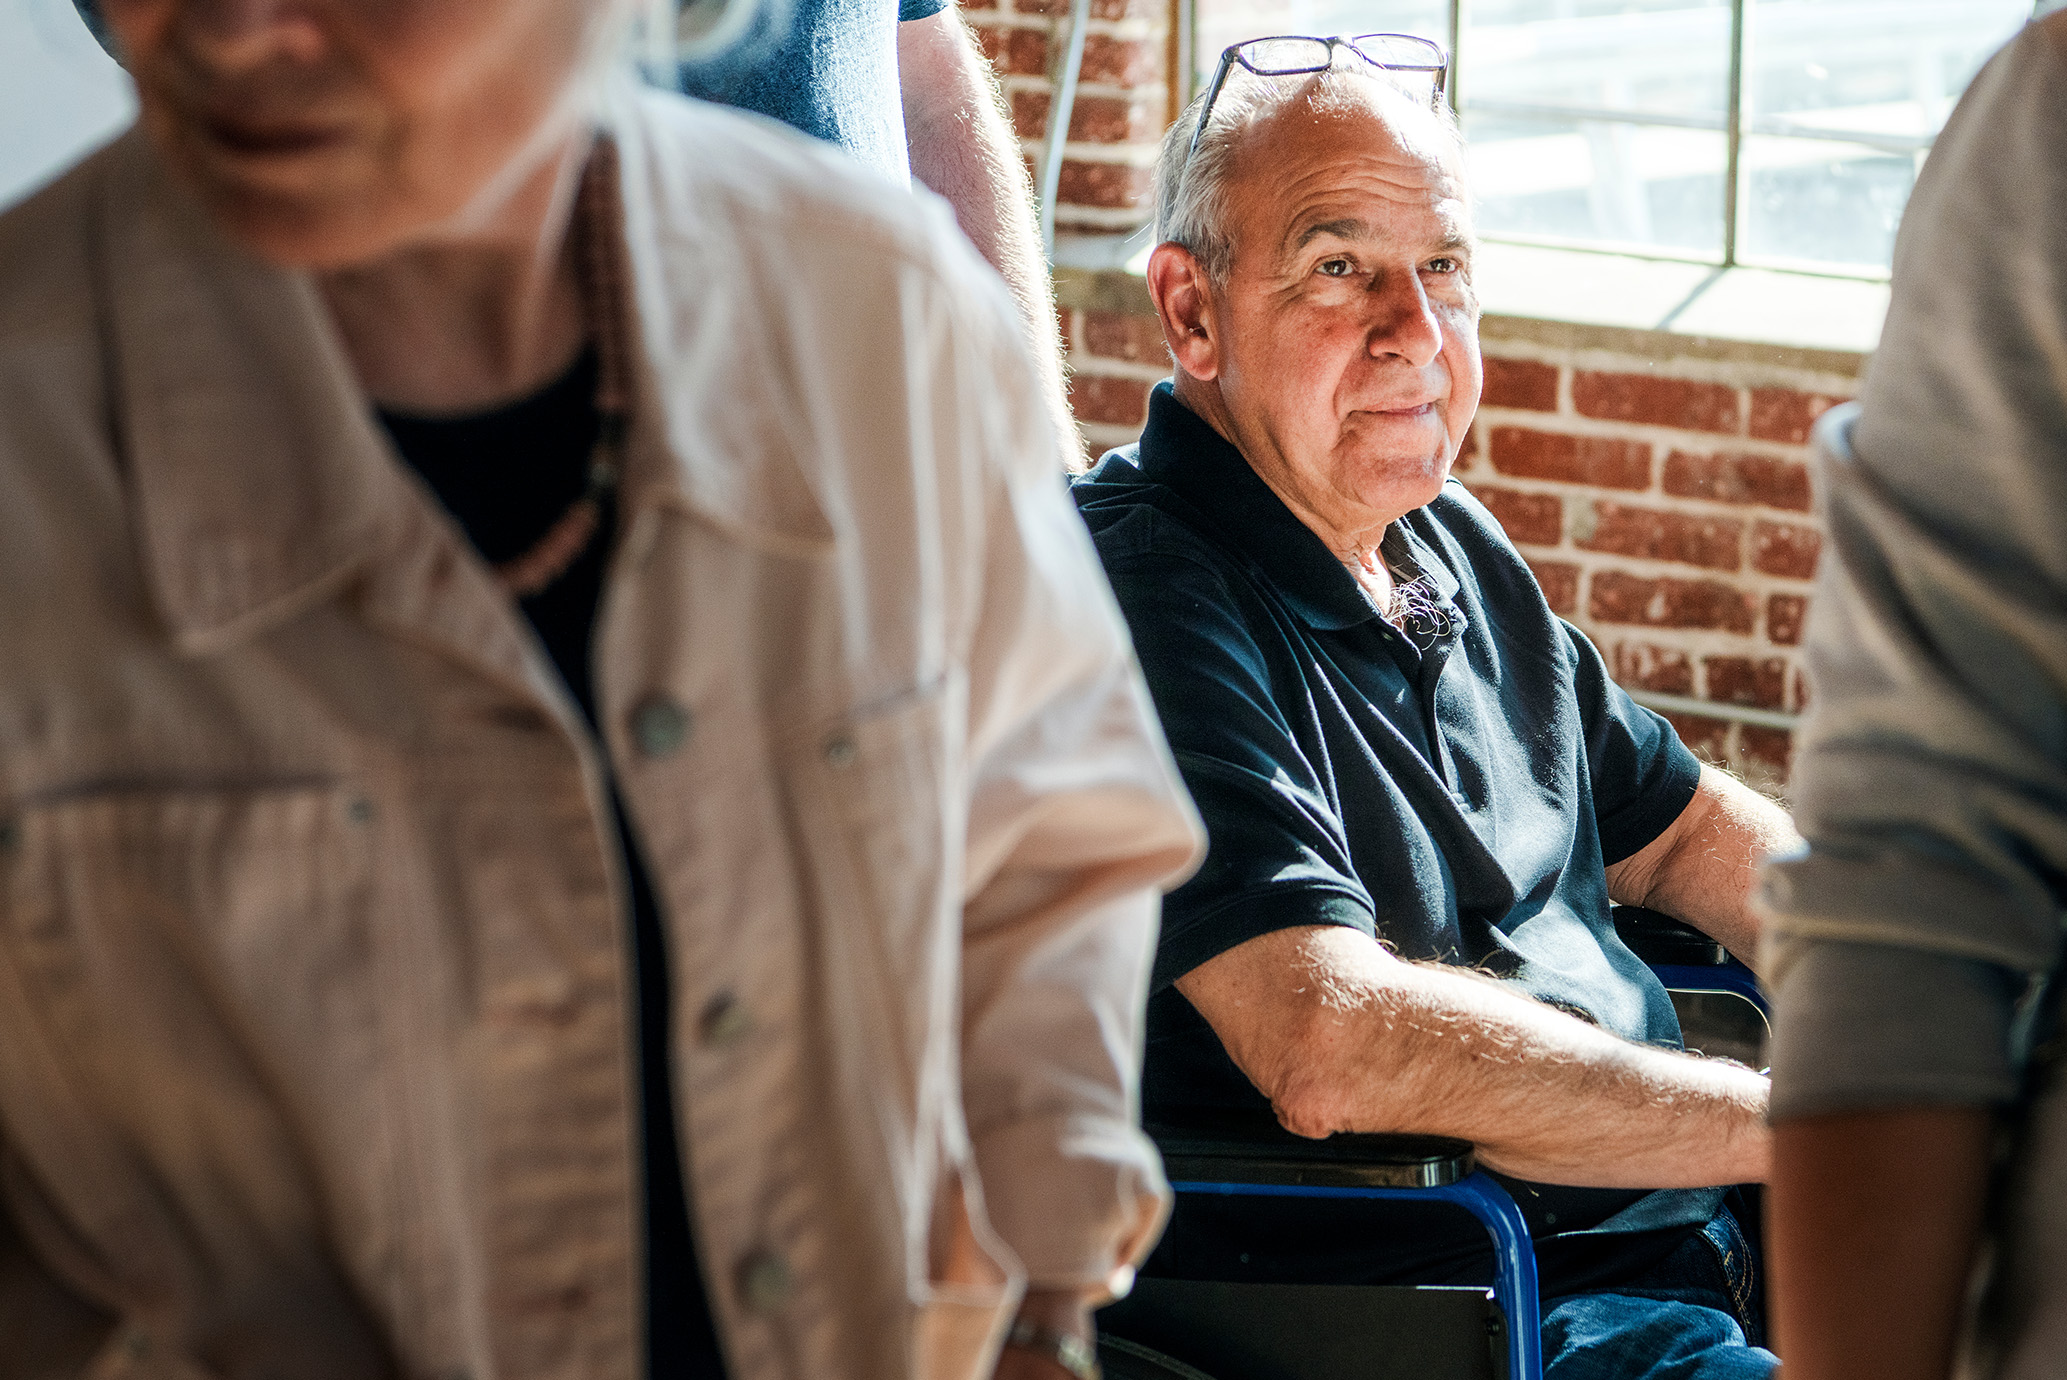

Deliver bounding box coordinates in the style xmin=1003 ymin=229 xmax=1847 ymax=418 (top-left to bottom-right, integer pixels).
xmin=100 ymin=130 xmax=405 ymax=655
xmin=101 ymin=91 xmax=835 ymax=657
xmin=1133 ymin=383 xmax=1457 ymax=631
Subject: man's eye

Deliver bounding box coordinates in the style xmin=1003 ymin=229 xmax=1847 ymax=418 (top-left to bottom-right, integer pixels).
xmin=1425 ymin=256 xmax=1461 ymax=275
xmin=1318 ymin=258 xmax=1355 ymax=277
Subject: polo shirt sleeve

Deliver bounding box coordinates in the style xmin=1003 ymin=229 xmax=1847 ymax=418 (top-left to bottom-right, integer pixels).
xmin=1563 ymin=618 xmax=1704 ymax=866
xmin=1099 ymin=546 xmax=1378 ymax=992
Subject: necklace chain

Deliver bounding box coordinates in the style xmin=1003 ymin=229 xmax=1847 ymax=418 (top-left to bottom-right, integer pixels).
xmin=493 ymin=138 xmax=629 ymax=600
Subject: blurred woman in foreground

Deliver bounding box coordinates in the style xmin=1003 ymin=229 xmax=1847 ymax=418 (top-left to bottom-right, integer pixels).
xmin=0 ymin=2 xmax=1199 ymax=1378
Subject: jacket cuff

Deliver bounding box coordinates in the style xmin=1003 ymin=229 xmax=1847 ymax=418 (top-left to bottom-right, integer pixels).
xmin=971 ymin=1113 xmax=1172 ymax=1297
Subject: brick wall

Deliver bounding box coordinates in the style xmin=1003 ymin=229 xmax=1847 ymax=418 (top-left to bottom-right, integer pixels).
xmin=1051 ymin=271 xmax=1864 ymax=795
xmin=966 ymin=0 xmax=1171 ymax=234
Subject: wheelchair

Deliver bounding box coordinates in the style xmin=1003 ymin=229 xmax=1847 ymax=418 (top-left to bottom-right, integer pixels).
xmin=1095 ymin=908 xmax=1769 ymax=1380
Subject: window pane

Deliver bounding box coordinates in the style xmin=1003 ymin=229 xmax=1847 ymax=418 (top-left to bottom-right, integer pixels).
xmin=1466 ymin=0 xmax=1733 ymax=121
xmin=1465 ymin=112 xmax=1726 ymax=256
xmin=1462 ymin=0 xmax=1733 ymax=259
xmin=1741 ymin=0 xmax=2027 ymax=272
xmin=0 ymin=0 xmax=133 ymax=211
xmin=1738 ymin=135 xmax=1913 ymax=269
xmin=1195 ymin=0 xmax=1448 ymax=96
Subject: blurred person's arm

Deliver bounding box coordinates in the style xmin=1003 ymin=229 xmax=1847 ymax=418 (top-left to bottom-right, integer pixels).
xmin=934 ymin=221 xmax=1200 ymax=1379
xmin=899 ymin=7 xmax=1081 ymax=462
xmin=1770 ymin=1108 xmax=1991 ymax=1380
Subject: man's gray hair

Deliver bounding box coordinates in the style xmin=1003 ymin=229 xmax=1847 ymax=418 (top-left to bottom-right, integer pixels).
xmin=1153 ymin=64 xmax=1466 ymax=284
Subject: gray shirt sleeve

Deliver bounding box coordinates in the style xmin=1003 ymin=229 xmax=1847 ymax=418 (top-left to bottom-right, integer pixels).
xmin=1768 ymin=941 xmax=2025 ymax=1121
xmin=1759 ymin=15 xmax=2067 ymax=1112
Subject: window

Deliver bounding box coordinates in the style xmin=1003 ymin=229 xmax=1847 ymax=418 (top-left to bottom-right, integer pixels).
xmin=1187 ymin=0 xmax=2032 ymax=277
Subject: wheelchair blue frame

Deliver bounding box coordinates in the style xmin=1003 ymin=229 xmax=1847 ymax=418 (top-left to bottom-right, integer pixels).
xmin=1167 ymin=1171 xmax=1543 ymax=1380
xmin=1650 ymin=961 xmax=1769 ymax=1017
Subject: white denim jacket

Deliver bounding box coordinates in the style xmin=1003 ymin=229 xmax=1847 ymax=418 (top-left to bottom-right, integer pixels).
xmin=0 ymin=86 xmax=1201 ymax=1380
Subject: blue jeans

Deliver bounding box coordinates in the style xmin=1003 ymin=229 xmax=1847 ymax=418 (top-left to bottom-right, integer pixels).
xmin=1543 ymin=1209 xmax=1779 ymax=1379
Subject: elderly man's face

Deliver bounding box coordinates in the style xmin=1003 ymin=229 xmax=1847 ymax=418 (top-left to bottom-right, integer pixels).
xmin=1195 ymin=85 xmax=1480 ymax=541
xmin=102 ymin=0 xmax=615 ymax=267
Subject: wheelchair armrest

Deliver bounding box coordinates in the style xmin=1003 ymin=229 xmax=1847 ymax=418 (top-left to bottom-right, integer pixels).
xmin=1148 ymin=1112 xmax=1474 ymax=1190
xmin=1612 ymin=905 xmax=1729 ymax=966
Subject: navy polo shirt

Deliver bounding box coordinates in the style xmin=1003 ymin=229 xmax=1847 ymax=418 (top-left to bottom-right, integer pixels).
xmin=1075 ymin=383 xmax=1720 ymax=1294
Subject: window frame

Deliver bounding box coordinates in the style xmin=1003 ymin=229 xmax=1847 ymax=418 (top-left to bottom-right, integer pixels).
xmin=1175 ymin=0 xmax=2014 ymax=282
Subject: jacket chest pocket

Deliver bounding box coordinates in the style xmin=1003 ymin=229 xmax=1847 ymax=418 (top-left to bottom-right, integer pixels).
xmin=0 ymin=782 xmax=387 ymax=1322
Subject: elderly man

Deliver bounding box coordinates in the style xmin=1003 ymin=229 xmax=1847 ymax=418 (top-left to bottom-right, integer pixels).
xmin=1074 ymin=47 xmax=1798 ymax=1376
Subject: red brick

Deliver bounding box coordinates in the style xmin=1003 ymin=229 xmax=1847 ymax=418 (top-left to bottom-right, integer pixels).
xmin=1588 ymin=572 xmax=1756 ymax=633
xmin=1072 ymin=373 xmax=1151 ymax=427
xmin=1660 ymin=711 xmax=1731 ymax=765
xmin=1458 ymin=422 xmax=1483 ymax=467
xmin=1748 ymin=388 xmax=1843 ymax=445
xmin=1572 ymin=372 xmax=1741 ymax=435
xmin=1790 ymin=667 xmax=1812 ymax=713
xmin=1009 ymin=89 xmax=1161 ymax=144
xmin=1080 ymin=33 xmax=1160 ymax=86
xmin=1751 ymin=521 xmax=1822 ymax=579
xmin=1473 ymin=486 xmax=1563 ymax=547
xmin=1090 ymin=0 xmax=1163 ymax=18
xmin=1740 ymin=725 xmax=1795 ymax=779
xmin=979 ymin=25 xmax=1049 ymax=75
xmin=1766 ymin=593 xmax=1807 ymax=646
xmin=1009 ymin=88 xmax=1047 ymax=140
xmin=1489 ymin=428 xmax=1651 ymax=490
xmin=1055 ymin=159 xmax=1155 ymax=210
xmin=1661 ymin=451 xmax=1812 ymax=512
xmin=1704 ymin=655 xmax=1788 ymax=709
xmin=1529 ymin=559 xmax=1580 ymax=615
xmin=1481 ymin=357 xmax=1559 ymax=412
xmin=1614 ymin=642 xmax=1695 ymax=695
xmin=1081 ymin=309 xmax=1169 ymax=365
xmin=1578 ymin=502 xmax=1742 ymax=571
xmin=1056 ymin=304 xmax=1077 ymax=356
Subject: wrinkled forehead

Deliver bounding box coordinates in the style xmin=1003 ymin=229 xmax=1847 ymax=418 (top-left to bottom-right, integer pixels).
xmin=1226 ymin=72 xmax=1470 ymax=243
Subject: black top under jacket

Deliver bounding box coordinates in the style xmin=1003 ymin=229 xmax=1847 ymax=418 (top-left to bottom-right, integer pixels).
xmin=1074 ymin=382 xmax=1721 ymax=1297
xmin=380 ymin=350 xmax=729 ymax=1377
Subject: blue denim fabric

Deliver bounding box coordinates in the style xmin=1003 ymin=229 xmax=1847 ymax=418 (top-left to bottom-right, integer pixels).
xmin=1543 ymin=1210 xmax=1779 ymax=1379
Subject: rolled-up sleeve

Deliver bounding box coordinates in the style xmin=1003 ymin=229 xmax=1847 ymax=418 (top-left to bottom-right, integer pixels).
xmin=1759 ymin=18 xmax=2067 ymax=1118
xmin=947 ymin=282 xmax=1203 ymax=1291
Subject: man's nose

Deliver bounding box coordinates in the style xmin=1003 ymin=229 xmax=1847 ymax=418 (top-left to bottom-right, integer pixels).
xmin=170 ymin=0 xmax=328 ymax=70
xmin=1364 ymin=269 xmax=1445 ymax=369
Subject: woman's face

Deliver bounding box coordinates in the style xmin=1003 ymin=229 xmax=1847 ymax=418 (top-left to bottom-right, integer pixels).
xmin=102 ymin=0 xmax=620 ymax=267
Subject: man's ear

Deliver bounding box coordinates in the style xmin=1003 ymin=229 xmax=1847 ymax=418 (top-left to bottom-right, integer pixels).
xmin=1146 ymin=242 xmax=1220 ymax=383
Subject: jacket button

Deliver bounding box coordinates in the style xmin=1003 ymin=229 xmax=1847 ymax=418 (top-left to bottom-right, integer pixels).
xmin=822 ymin=735 xmax=857 ymax=769
xmin=737 ymin=1250 xmax=793 ymax=1313
xmin=698 ymin=990 xmax=751 ymax=1049
xmin=0 ymin=819 xmax=16 ymax=851
xmin=631 ymin=696 xmax=692 ymax=759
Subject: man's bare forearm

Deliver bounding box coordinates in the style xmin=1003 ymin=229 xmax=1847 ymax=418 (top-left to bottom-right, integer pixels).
xmin=1606 ymin=765 xmax=1802 ymax=969
xmin=1770 ymin=1107 xmax=1992 ymax=1380
xmin=898 ymin=10 xmax=1081 ymax=459
xmin=1178 ymin=924 xmax=1771 ymax=1187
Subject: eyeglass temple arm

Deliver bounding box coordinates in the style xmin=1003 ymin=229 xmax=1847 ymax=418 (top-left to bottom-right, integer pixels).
xmin=1183 ymin=49 xmax=1243 ymax=173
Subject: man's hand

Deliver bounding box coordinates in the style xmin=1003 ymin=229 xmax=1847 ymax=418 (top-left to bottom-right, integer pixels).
xmin=1605 ymin=764 xmax=1802 ymax=970
xmin=1176 ymin=924 xmax=1772 ymax=1188
xmin=992 ymin=1288 xmax=1098 ymax=1380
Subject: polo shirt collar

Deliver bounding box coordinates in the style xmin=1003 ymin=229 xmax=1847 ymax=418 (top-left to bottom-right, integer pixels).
xmin=1134 ymin=382 xmax=1459 ymax=631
